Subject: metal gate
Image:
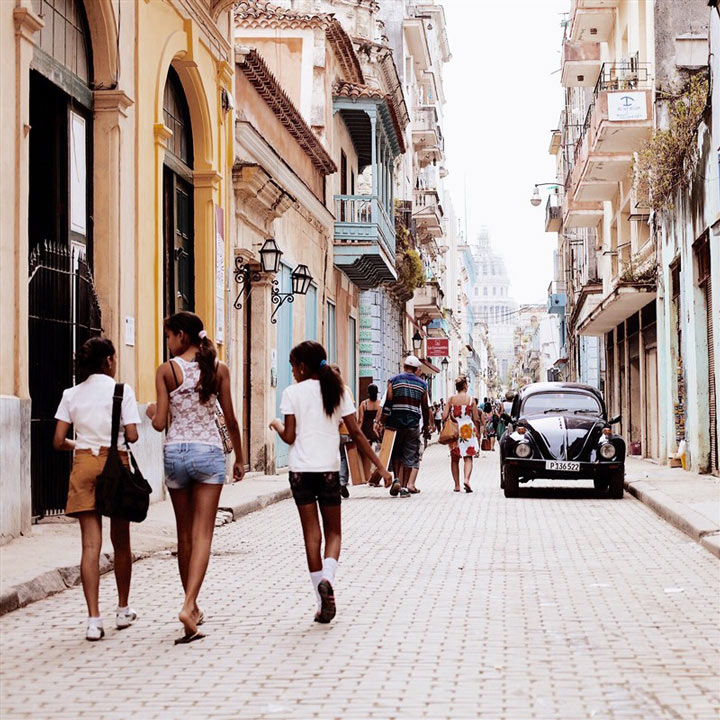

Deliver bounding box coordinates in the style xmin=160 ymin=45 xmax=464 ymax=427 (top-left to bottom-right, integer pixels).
xmin=28 ymin=241 xmax=102 ymax=519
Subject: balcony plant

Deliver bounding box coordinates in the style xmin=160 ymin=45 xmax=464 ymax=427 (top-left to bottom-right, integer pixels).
xmin=634 ymin=73 xmax=709 ymax=212
xmin=620 ymin=253 xmax=657 ymax=283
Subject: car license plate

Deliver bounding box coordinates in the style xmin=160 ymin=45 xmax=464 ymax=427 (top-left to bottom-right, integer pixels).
xmin=545 ymin=460 xmax=580 ymax=472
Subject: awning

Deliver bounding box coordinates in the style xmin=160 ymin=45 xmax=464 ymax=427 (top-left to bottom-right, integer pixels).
xmin=577 ymin=282 xmax=656 ymax=336
xmin=420 ymin=359 xmax=440 ymax=375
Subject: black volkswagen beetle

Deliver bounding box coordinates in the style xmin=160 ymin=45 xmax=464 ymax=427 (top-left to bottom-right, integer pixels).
xmin=499 ymin=382 xmax=625 ymax=498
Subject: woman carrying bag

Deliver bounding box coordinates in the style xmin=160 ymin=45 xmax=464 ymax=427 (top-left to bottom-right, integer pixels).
xmin=146 ymin=311 xmax=244 ymax=644
xmin=441 ymin=377 xmax=482 ymax=493
xmin=53 ymin=338 xmax=141 ymax=641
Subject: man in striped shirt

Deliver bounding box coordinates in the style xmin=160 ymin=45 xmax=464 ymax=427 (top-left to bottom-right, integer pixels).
xmin=378 ymin=355 xmax=430 ymax=497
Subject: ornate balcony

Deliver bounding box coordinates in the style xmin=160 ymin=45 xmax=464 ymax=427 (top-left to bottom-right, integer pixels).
xmin=334 ymin=195 xmax=396 ymax=289
xmin=413 ymin=188 xmax=443 ymax=238
xmin=414 ymin=282 xmax=445 ymax=321
xmin=571 ymin=63 xmax=652 ymax=202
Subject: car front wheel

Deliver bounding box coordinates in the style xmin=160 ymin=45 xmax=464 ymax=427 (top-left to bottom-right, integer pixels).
xmin=504 ymin=467 xmax=519 ymax=498
xmin=608 ymin=469 xmax=624 ymax=499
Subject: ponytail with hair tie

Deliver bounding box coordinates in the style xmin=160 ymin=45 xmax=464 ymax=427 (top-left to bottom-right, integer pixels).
xmin=290 ymin=341 xmax=342 ymax=417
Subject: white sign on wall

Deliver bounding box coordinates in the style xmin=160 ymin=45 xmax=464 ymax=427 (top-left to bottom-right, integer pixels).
xmin=69 ymin=111 xmax=86 ymax=235
xmin=215 ymin=206 xmax=225 ymax=345
xmin=607 ymin=92 xmax=647 ymax=122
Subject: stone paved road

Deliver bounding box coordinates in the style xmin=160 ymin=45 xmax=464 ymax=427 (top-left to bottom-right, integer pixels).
xmin=1 ymin=445 xmax=719 ymax=720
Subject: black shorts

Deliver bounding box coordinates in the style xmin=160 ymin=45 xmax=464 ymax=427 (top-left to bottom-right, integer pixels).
xmin=289 ymin=471 xmax=341 ymax=507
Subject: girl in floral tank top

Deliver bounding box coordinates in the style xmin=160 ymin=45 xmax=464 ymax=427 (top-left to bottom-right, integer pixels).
xmin=146 ymin=311 xmax=245 ymax=644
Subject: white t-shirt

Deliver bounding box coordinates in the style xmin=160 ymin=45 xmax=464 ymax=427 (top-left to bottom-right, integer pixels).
xmin=280 ymin=379 xmax=355 ymax=472
xmin=55 ymin=374 xmax=142 ymax=454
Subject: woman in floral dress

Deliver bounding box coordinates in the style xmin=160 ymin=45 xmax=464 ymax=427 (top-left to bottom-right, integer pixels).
xmin=442 ymin=377 xmax=483 ymax=492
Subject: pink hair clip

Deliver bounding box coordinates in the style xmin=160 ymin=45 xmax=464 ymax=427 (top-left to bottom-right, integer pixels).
xmin=198 ymin=330 xmax=207 ymax=340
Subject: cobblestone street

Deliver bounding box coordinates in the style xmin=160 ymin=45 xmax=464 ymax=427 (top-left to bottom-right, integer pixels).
xmin=1 ymin=444 xmax=718 ymax=720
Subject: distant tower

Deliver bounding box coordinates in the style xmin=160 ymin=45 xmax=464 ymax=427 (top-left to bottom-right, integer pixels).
xmin=469 ymin=229 xmax=518 ymax=385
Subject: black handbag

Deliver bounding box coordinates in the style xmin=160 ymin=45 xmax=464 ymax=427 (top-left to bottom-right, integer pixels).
xmin=95 ymin=383 xmax=152 ymax=523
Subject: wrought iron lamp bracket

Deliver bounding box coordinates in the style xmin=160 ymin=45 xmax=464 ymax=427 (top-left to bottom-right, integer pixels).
xmin=270 ymin=279 xmax=295 ymax=325
xmin=233 ymin=256 xmax=263 ymax=310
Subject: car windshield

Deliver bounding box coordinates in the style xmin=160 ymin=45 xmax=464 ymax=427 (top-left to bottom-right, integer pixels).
xmin=522 ymin=392 xmax=602 ymax=417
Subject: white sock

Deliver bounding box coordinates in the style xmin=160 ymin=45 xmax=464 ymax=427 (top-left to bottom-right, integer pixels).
xmin=322 ymin=557 xmax=338 ymax=584
xmin=87 ymin=616 xmax=103 ymax=626
xmin=116 ymin=605 xmax=128 ymax=614
xmin=310 ymin=570 xmax=323 ymax=608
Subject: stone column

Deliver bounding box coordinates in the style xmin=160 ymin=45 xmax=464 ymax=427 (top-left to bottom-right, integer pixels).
xmin=92 ymin=90 xmax=133 ymax=379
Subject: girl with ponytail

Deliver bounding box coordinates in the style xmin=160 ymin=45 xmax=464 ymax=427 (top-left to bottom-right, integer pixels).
xmin=270 ymin=340 xmax=391 ymax=624
xmin=146 ymin=311 xmax=245 ymax=644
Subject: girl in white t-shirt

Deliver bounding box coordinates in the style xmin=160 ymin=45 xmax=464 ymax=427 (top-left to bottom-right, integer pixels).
xmin=53 ymin=338 xmax=141 ymax=641
xmin=270 ymin=341 xmax=391 ymax=623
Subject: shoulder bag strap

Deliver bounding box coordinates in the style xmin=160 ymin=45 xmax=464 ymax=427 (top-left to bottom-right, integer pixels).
xmin=169 ymin=359 xmax=180 ymax=390
xmin=110 ymin=382 xmax=124 ymax=451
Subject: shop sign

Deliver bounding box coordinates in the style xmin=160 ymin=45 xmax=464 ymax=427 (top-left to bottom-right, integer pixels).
xmin=608 ymin=92 xmax=647 ymax=121
xmin=426 ymin=338 xmax=449 ymax=357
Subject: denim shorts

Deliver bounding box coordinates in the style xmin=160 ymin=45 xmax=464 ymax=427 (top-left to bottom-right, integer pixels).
xmin=164 ymin=443 xmax=226 ymax=489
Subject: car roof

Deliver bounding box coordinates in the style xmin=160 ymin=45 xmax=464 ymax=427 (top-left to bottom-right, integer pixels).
xmin=517 ymin=382 xmax=605 ymax=403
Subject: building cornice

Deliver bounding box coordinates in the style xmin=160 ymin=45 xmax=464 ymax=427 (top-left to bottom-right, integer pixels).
xmin=236 ymin=48 xmax=337 ymax=175
xmin=235 ymin=120 xmax=335 ymax=229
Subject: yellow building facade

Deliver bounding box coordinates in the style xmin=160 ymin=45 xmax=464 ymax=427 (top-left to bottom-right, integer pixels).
xmin=0 ymin=0 xmax=235 ymax=540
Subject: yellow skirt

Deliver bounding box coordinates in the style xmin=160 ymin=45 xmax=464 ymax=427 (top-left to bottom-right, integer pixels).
xmin=66 ymin=448 xmax=128 ymax=517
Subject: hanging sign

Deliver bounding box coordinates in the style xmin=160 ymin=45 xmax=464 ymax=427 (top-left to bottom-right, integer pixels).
xmin=215 ymin=206 xmax=225 ymax=345
xmin=426 ymin=338 xmax=449 ymax=357
xmin=607 ymin=92 xmax=647 ymax=121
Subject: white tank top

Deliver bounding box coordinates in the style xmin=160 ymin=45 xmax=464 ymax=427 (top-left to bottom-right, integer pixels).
xmin=165 ymin=357 xmax=222 ymax=448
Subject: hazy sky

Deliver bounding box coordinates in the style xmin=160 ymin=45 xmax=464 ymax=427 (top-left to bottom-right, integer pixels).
xmin=442 ymin=0 xmax=569 ymax=304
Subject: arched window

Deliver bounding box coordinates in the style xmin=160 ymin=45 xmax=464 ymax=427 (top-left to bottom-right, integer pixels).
xmin=32 ymin=0 xmax=92 ymax=87
xmin=163 ymin=67 xmax=194 ymax=317
xmin=163 ymin=67 xmax=193 ymax=170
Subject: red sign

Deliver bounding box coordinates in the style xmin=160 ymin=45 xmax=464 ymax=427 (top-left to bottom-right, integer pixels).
xmin=426 ymin=338 xmax=449 ymax=357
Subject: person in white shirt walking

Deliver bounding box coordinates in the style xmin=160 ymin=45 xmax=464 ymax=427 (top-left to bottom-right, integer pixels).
xmin=146 ymin=311 xmax=245 ymax=644
xmin=270 ymin=341 xmax=391 ymax=624
xmin=53 ymin=337 xmax=141 ymax=641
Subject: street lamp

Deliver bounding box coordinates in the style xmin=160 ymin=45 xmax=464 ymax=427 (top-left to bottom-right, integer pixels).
xmin=529 ymin=183 xmax=560 ymax=207
xmin=259 ymin=238 xmax=283 ymax=274
xmin=441 ymin=357 xmax=449 ymax=370
xmin=412 ymin=330 xmax=423 ymax=353
xmin=234 ymin=239 xmax=314 ymax=323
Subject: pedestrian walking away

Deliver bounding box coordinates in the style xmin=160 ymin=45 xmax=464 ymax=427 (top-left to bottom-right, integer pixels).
xmin=146 ymin=311 xmax=245 ymax=644
xmin=377 ymin=355 xmax=431 ymax=497
xmin=442 ymin=376 xmax=482 ymax=493
xmin=270 ymin=341 xmax=391 ymax=624
xmin=52 ymin=337 xmax=142 ymax=641
xmin=406 ymin=363 xmax=430 ymax=493
xmin=357 ymin=383 xmax=381 ymax=483
xmin=434 ymin=403 xmax=443 ymax=434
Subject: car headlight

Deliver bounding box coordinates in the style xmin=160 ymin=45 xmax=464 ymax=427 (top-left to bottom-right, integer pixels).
xmin=599 ymin=442 xmax=616 ymax=460
xmin=515 ymin=442 xmax=532 ymax=458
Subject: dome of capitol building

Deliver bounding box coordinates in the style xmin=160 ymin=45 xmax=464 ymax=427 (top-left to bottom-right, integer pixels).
xmin=468 ymin=228 xmax=518 ymax=384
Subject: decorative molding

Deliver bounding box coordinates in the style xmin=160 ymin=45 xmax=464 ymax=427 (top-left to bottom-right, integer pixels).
xmin=235 ymin=121 xmax=335 ymax=229
xmin=194 ymin=169 xmax=223 ymax=190
xmin=13 ymin=6 xmax=44 ymax=40
xmin=210 ymin=0 xmax=236 ymax=21
xmin=236 ymin=49 xmax=337 ymax=175
xmin=233 ymin=162 xmax=296 ymax=222
xmin=93 ymin=89 xmax=134 ymax=117
xmin=153 ymin=123 xmax=173 ymax=149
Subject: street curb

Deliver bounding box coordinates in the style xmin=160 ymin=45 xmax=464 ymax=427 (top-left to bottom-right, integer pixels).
xmin=625 ymin=479 xmax=720 ymax=559
xmin=0 ymin=488 xmax=291 ymax=618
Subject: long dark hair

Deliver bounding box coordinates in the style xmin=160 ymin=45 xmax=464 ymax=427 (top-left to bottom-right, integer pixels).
xmin=164 ymin=311 xmax=218 ymax=404
xmin=289 ymin=341 xmax=343 ymax=417
xmin=367 ymin=383 xmax=379 ymax=401
xmin=75 ymin=337 xmax=115 ymax=383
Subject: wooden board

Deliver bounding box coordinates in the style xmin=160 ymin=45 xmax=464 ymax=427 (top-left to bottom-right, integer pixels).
xmin=367 ymin=428 xmax=396 ymax=485
xmin=344 ymin=442 xmax=366 ymax=486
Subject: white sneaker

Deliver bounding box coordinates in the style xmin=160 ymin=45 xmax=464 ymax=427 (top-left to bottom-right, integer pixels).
xmin=86 ymin=620 xmax=105 ymax=641
xmin=115 ymin=607 xmax=138 ymax=629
